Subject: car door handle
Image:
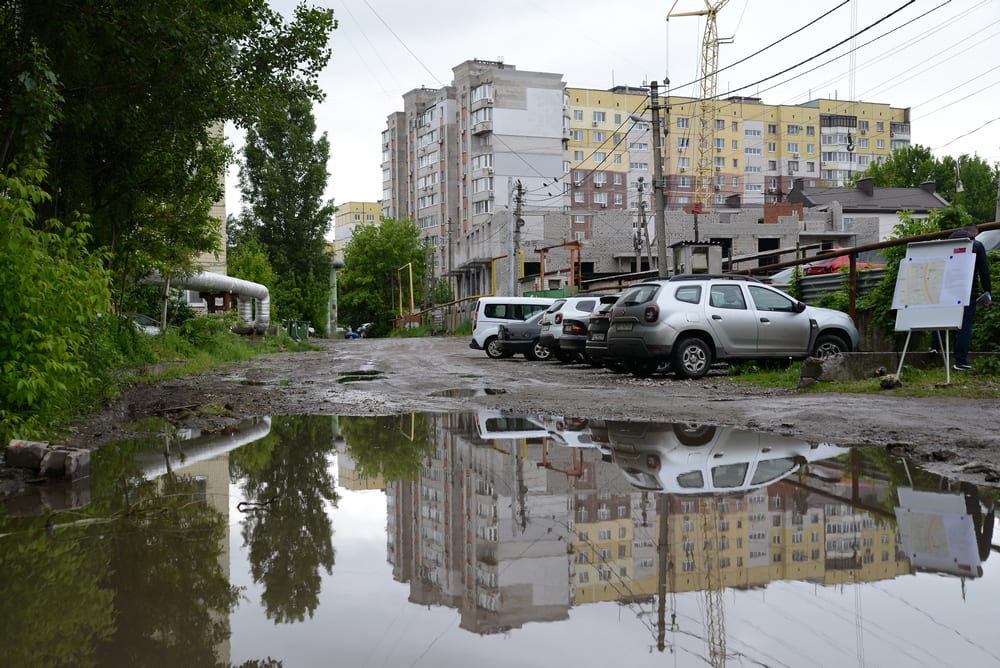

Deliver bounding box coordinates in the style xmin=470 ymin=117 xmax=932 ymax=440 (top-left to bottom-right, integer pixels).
xmin=760 ymin=318 xmax=770 ymax=323
xmin=712 ymin=314 xmax=722 ymax=320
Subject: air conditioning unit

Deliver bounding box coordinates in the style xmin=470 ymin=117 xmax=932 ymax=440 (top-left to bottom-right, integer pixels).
xmin=860 ymin=129 xmax=867 ymax=135
xmin=600 ymin=203 xmax=607 ymax=208
xmin=592 ymin=121 xmax=599 ymax=127
xmin=595 ymin=182 xmax=602 ymax=188
xmin=768 ymin=186 xmax=776 ymax=193
xmin=792 ymin=153 xmax=799 ymax=158
xmin=680 ymin=168 xmax=686 ymax=173
xmin=714 ymin=186 xmax=721 ymax=192
xmin=487 ymin=168 xmax=493 ymax=174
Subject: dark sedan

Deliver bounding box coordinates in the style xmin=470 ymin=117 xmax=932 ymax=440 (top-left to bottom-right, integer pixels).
xmin=497 ymin=310 xmax=551 ymax=361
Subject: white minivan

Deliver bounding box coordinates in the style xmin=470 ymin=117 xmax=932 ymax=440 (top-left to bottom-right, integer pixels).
xmin=469 ymin=296 xmax=555 ymax=358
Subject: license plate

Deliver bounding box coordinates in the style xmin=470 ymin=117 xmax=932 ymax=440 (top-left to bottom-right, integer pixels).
xmin=590 ymin=333 xmax=605 ymax=341
xmin=615 ymin=323 xmax=632 ymax=332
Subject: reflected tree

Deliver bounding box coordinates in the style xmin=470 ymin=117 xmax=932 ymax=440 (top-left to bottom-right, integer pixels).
xmin=0 ymin=516 xmax=115 ymax=667
xmin=339 ymin=414 xmax=432 ymax=483
xmin=232 ymin=416 xmax=338 ymax=623
xmin=90 ymin=473 xmax=239 ymax=667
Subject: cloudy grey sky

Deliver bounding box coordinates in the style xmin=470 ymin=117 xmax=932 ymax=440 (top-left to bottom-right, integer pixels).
xmin=226 ymin=0 xmax=1000 ymax=213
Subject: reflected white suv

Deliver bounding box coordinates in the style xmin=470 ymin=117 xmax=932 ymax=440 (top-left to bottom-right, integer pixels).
xmin=606 ymin=274 xmax=859 ymax=379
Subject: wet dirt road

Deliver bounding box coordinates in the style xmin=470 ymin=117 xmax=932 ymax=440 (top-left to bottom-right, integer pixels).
xmin=60 ymin=336 xmax=1000 ymax=487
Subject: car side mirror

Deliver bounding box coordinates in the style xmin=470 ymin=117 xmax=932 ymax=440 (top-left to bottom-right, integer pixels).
xmin=794 ymin=301 xmax=807 ymax=313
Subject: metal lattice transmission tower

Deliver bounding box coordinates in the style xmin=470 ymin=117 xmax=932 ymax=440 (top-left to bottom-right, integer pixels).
xmin=668 ymin=0 xmax=730 ymax=210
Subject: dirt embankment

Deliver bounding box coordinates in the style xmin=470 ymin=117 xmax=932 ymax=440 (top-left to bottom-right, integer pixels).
xmin=41 ymin=336 xmax=1000 ymax=489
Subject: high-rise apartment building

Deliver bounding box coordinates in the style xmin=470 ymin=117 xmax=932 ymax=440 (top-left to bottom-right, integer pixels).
xmin=383 ymin=62 xmax=911 ymax=298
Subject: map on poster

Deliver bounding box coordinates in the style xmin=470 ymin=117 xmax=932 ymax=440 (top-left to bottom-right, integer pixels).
xmin=893 ymin=238 xmax=973 ymax=331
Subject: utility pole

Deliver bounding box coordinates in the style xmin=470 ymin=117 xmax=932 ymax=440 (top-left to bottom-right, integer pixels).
xmin=635 ymin=178 xmax=645 ymax=272
xmin=650 ymin=80 xmax=669 ymax=278
xmin=514 ymin=180 xmax=524 ymax=276
xmin=507 ymin=177 xmax=516 ymax=296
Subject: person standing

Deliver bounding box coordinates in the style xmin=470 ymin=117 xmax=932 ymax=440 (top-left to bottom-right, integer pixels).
xmin=934 ymin=224 xmax=992 ymax=370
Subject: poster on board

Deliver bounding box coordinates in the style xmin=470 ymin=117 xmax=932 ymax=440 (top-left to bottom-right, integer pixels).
xmin=893 ymin=238 xmax=974 ymax=332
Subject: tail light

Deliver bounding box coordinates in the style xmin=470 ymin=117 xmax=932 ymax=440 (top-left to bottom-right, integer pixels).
xmin=563 ymin=322 xmax=586 ymax=335
xmin=643 ymin=305 xmax=660 ymax=323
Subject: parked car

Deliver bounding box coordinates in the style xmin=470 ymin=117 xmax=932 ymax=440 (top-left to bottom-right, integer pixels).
xmin=126 ymin=312 xmax=161 ymax=335
xmin=585 ymin=294 xmax=624 ymax=370
xmin=605 ymin=420 xmax=847 ymax=494
xmin=538 ymin=294 xmax=608 ymax=363
xmin=497 ymin=310 xmax=551 ymax=360
xmin=606 ymin=274 xmax=859 ymax=379
xmin=470 ymin=296 xmax=555 ymax=358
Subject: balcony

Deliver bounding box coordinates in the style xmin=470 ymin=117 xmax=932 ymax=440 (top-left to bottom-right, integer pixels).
xmin=472 ymin=121 xmax=493 ymax=135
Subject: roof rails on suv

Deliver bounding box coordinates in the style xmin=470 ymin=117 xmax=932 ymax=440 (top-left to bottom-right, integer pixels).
xmin=666 ymin=274 xmax=764 ymax=283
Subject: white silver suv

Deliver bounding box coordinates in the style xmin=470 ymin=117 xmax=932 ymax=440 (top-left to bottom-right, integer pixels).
xmin=606 ymin=274 xmax=859 ymax=379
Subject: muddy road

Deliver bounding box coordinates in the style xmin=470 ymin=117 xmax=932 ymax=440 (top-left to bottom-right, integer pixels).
xmin=51 ymin=336 xmax=1000 ymax=487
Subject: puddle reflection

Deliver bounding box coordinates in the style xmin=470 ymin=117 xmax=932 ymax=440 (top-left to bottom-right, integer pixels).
xmin=2 ymin=412 xmax=997 ymax=667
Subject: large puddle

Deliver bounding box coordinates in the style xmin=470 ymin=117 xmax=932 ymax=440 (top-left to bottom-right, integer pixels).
xmin=2 ymin=413 xmax=998 ymax=667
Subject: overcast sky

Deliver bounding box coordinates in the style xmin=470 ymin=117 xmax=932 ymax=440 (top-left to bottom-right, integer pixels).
xmin=226 ymin=0 xmax=1000 ymax=214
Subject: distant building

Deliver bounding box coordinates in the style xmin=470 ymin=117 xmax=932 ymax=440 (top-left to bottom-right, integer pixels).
xmin=788 ymin=177 xmax=950 ymax=240
xmin=333 ymin=201 xmax=383 ymax=259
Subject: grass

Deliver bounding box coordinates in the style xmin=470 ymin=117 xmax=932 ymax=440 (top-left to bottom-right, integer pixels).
xmin=727 ymin=358 xmax=1000 ymax=398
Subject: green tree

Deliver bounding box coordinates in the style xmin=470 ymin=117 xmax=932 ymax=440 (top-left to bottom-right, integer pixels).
xmin=854 ymin=145 xmax=998 ymax=224
xmin=238 ymin=94 xmax=334 ymax=332
xmin=339 ymin=218 xmax=426 ymax=334
xmin=0 ymin=0 xmax=337 ymax=299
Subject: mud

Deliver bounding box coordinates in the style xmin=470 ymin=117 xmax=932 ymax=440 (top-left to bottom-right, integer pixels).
xmin=39 ymin=336 xmax=1000 ymax=489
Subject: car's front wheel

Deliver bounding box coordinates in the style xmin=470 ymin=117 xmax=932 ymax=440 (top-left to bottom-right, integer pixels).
xmin=812 ymin=333 xmax=849 ymax=358
xmin=671 ymin=337 xmax=712 ymax=379
xmin=527 ymin=340 xmax=552 ymax=361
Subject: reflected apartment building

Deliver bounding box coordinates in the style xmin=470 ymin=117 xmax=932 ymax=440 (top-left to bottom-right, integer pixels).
xmin=384 ymin=414 xmax=912 ymax=634
xmin=382 ymin=60 xmax=909 ymax=297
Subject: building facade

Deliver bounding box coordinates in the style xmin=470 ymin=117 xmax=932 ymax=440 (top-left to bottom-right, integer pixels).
xmin=332 ymin=200 xmax=383 ymax=259
xmin=382 ymin=62 xmax=912 ymax=300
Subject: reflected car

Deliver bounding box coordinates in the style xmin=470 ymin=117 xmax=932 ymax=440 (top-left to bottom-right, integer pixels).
xmin=606 ymin=274 xmax=859 ymax=379
xmin=605 ymin=420 xmax=847 ymax=494
xmin=497 ymin=310 xmax=551 ymax=361
xmin=475 ymin=410 xmax=549 ymax=441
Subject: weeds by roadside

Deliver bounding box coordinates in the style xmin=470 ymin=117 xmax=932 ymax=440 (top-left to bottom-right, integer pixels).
xmin=727 ymin=358 xmax=1000 ymax=398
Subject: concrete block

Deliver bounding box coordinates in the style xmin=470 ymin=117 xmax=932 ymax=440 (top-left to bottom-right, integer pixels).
xmin=5 ymin=440 xmax=49 ymax=470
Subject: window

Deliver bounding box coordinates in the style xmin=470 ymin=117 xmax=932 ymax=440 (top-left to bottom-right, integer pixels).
xmin=574 ymin=191 xmax=584 ymax=203
xmin=613 ymin=153 xmax=622 ymax=164
xmin=767 ymin=123 xmax=777 ymax=134
xmin=572 ymin=130 xmax=584 ymax=141
xmin=594 ymin=151 xmax=606 ymax=163
xmin=593 ymin=111 xmax=606 ymax=123
xmin=677 ymin=117 xmax=690 ymax=129
xmin=593 ymin=130 xmax=607 ymax=142
xmin=806 ymin=125 xmax=815 ymax=136
xmin=614 ymin=113 xmax=622 ymax=124
xmin=731 ymin=121 xmax=738 ymax=132
xmin=767 ymin=160 xmax=777 ymax=170
xmin=787 ymin=124 xmax=799 ymax=134
xmin=877 ymin=139 xmax=885 ymax=149
xmin=677 ymin=137 xmax=690 ymax=149
xmin=471 ymin=83 xmax=493 ymax=102
xmin=678 ymin=175 xmax=691 ymax=188
xmin=732 ymin=140 xmax=738 ymax=150
xmin=806 ymin=143 xmax=815 ymax=154
xmin=767 ymin=142 xmax=776 ymax=152
xmin=678 ymin=157 xmax=690 ymax=169
xmin=788 ymin=161 xmax=799 ymax=171
xmin=598 ymin=528 xmax=611 ymax=540
xmin=594 ymin=192 xmax=608 ymax=205
xmin=787 ymin=142 xmax=799 ymax=153
xmin=876 ymin=121 xmax=884 ymax=132
xmin=715 ymin=119 xmax=725 ymax=130
xmin=613 ymin=172 xmax=623 ymax=184
xmin=732 ymin=158 xmax=739 ymax=168
xmin=574 ymin=109 xmax=584 ymax=121
xmin=714 ymin=138 xmax=725 ymax=150
xmin=619 ymin=526 xmax=627 ymax=538
xmin=806 ymin=161 xmax=815 ymax=172
xmin=574 ymin=150 xmax=584 ymax=161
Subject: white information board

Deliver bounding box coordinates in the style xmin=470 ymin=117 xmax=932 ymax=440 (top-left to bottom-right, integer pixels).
xmin=893 ymin=238 xmax=974 ymax=332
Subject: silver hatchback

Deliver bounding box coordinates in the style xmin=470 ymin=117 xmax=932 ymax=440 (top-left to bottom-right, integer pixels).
xmin=606 ymin=274 xmax=859 ymax=379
